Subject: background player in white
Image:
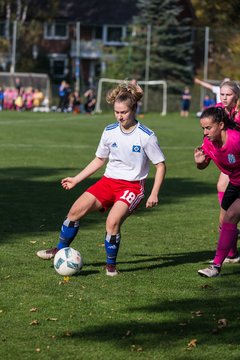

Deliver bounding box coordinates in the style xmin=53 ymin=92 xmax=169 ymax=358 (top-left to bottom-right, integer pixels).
xmin=37 ymin=80 xmax=166 ymax=276
xmin=194 ymin=77 xmax=229 ymax=104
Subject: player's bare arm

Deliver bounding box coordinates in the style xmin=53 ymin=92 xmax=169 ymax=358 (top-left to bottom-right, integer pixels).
xmin=61 ymin=157 xmax=106 ymax=190
xmin=194 ymin=78 xmax=213 ymax=91
xmin=146 ymin=161 xmax=166 ymax=208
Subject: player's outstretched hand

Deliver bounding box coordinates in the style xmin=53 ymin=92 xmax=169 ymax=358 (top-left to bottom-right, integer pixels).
xmin=61 ymin=177 xmax=78 ymax=190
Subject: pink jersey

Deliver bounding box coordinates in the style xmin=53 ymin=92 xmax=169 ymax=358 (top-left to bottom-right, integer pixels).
xmin=215 ymin=102 xmax=240 ymax=124
xmin=202 ymin=129 xmax=240 ymax=186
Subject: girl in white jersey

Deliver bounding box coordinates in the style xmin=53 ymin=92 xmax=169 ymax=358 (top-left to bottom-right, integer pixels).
xmin=37 ymin=81 xmax=166 ymax=276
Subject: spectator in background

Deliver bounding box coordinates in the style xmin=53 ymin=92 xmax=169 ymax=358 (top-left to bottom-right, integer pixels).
xmin=180 ymin=86 xmax=191 ymax=117
xmin=196 ymin=95 xmax=216 ymax=117
xmin=4 ymin=87 xmax=17 ymax=110
xmin=24 ymin=87 xmax=34 ymax=110
xmin=203 ymin=94 xmax=215 ymax=109
xmin=63 ymin=82 xmax=72 ymax=112
xmin=2 ymin=85 xmax=46 ymax=112
xmin=58 ymin=80 xmax=67 ymax=111
xmin=33 ymin=88 xmax=44 ymax=108
xmin=0 ymin=86 xmax=4 ymax=110
xmin=15 ymin=77 xmax=22 ymax=94
xmin=14 ymin=88 xmax=24 ymax=111
xmin=70 ymin=90 xmax=82 ymax=114
xmin=84 ymin=88 xmax=96 ymax=114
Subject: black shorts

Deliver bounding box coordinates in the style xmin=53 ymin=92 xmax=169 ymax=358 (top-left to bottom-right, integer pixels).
xmin=221 ymin=182 xmax=240 ymax=211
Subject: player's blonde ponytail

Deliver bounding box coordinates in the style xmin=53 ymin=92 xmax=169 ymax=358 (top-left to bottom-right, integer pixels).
xmin=106 ymin=80 xmax=143 ymax=111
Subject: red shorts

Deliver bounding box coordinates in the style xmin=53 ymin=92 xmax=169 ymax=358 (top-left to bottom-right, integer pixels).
xmin=86 ymin=176 xmax=145 ymax=213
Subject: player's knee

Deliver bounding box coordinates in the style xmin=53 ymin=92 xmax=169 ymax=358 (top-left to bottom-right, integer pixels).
xmin=224 ymin=209 xmax=239 ymax=224
xmin=106 ymin=218 xmax=120 ymax=233
xmin=67 ymin=206 xmax=83 ymax=221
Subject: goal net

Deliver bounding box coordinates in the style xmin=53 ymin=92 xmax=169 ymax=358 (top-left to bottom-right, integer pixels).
xmin=95 ymin=78 xmax=167 ymax=115
xmin=0 ymin=72 xmax=51 ymax=106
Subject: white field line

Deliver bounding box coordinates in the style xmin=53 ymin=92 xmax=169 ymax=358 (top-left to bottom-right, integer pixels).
xmin=0 ymin=143 xmax=91 ymax=149
xmin=0 ymin=116 xmax=82 ymax=125
xmin=0 ymin=143 xmax=192 ymax=150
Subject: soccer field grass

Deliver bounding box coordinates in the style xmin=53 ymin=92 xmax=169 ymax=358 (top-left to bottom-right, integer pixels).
xmin=1 ymin=110 xmax=240 ymax=359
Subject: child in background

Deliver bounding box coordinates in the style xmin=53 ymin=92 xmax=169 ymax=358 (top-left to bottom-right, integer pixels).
xmin=180 ymin=87 xmax=191 ymax=117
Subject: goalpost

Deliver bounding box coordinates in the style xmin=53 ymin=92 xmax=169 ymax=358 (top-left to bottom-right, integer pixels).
xmin=95 ymin=78 xmax=167 ymax=115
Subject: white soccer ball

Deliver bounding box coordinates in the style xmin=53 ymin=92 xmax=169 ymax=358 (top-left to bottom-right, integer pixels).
xmin=54 ymin=247 xmax=83 ymax=276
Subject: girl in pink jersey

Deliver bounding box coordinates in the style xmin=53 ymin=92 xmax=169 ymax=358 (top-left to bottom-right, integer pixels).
xmin=194 ymin=106 xmax=240 ymax=277
xmin=214 ymin=81 xmax=240 ymax=262
xmin=37 ymin=81 xmax=166 ymax=276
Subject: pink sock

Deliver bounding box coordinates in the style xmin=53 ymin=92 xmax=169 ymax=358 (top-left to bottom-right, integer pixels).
xmin=218 ymin=224 xmax=238 ymax=258
xmin=227 ymin=243 xmax=238 ymax=257
xmin=217 ymin=191 xmax=224 ymax=205
xmin=213 ymin=223 xmax=238 ymax=266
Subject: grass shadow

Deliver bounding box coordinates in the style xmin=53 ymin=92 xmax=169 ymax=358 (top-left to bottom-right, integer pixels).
xmin=0 ymin=167 xmax=216 ymax=243
xmin=60 ymin=292 xmax=240 ymax=350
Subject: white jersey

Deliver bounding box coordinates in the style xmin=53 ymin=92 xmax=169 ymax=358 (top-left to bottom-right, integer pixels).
xmin=95 ymin=121 xmax=165 ymax=181
xmin=212 ymin=85 xmax=220 ymax=103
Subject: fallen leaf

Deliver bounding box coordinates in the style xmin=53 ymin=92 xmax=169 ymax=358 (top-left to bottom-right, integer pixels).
xmin=59 ymin=277 xmax=70 ymax=285
xmin=187 ymin=339 xmax=197 ymax=348
xmin=30 ymin=320 xmax=39 ymax=326
xmin=200 ymin=284 xmax=212 ymax=289
xmin=131 ymin=344 xmax=144 ymax=352
xmin=191 ymin=310 xmax=203 ymax=317
xmin=30 ymin=308 xmax=38 ymax=312
xmin=64 ymin=331 xmax=72 ymax=337
xmin=218 ymin=318 xmax=228 ymax=328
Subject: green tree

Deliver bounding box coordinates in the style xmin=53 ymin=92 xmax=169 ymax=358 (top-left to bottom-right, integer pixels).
xmin=191 ymin=0 xmax=240 ymax=28
xmin=0 ymin=0 xmax=60 ymax=72
xmin=103 ymin=35 xmax=136 ymax=80
xmin=0 ymin=0 xmax=60 ymax=21
xmin=131 ymin=0 xmax=194 ymax=90
xmin=191 ymin=1 xmax=240 ymax=80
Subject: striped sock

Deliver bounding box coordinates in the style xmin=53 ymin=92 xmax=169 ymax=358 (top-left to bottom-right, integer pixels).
xmin=105 ymin=233 xmax=121 ymax=265
xmin=57 ymin=218 xmax=80 ymax=249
